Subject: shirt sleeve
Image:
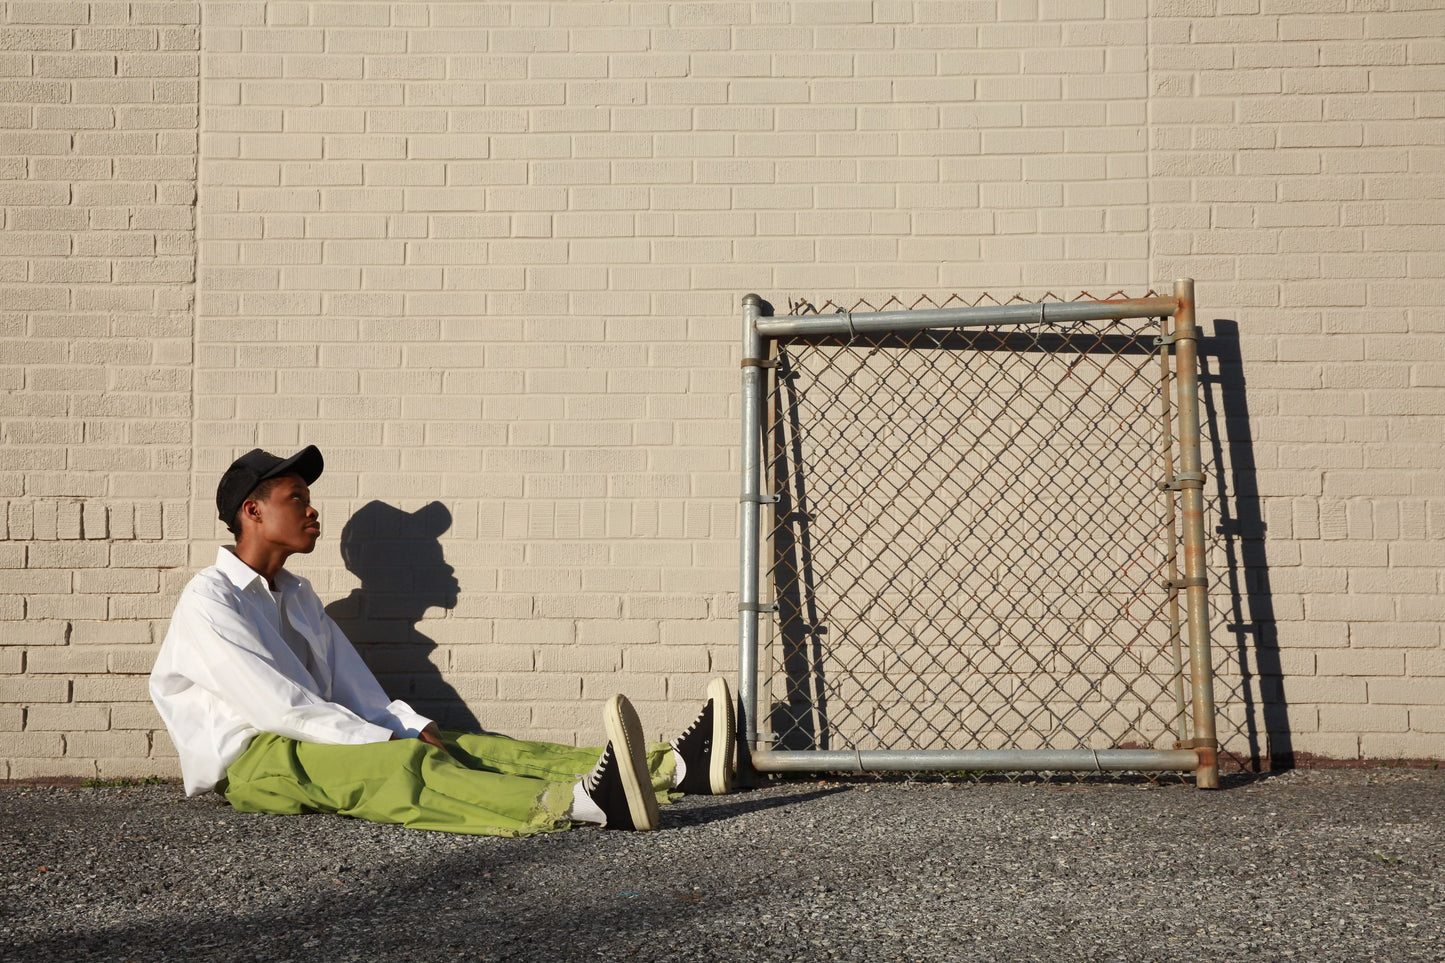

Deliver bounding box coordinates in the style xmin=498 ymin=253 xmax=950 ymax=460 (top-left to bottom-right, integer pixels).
xmin=169 ymin=588 xmax=397 ymax=747
xmin=321 ymin=612 xmax=435 ymax=738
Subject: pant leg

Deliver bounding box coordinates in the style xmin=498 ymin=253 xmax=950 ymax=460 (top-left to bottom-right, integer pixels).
xmin=224 ymin=733 xmax=575 ymax=837
xmin=444 ymin=730 xmax=679 ymax=799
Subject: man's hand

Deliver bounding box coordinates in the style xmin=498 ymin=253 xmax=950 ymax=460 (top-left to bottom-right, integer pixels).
xmin=417 ymin=722 xmax=448 ymax=753
xmin=390 ymin=723 xmax=449 ymax=755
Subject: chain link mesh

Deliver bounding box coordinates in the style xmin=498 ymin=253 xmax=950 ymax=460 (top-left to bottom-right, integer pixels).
xmin=760 ymin=292 xmax=1190 ymax=758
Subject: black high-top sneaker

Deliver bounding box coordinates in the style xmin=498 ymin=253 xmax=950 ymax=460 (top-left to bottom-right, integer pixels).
xmin=578 ymin=694 xmax=659 ymax=831
xmin=672 ymin=677 xmax=735 ymax=795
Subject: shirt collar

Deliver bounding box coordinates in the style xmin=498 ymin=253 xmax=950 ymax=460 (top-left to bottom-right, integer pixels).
xmin=215 ymin=546 xmax=298 ymax=593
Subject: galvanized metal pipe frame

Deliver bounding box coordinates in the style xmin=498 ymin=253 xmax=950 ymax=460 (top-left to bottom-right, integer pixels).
xmin=1169 ymin=278 xmax=1221 ymax=788
xmin=736 ymin=283 xmax=1220 ymax=785
xmin=751 ymin=749 xmax=1202 ymax=773
xmin=738 ymin=294 xmax=767 ymax=778
xmin=754 ymin=295 xmax=1181 ymax=339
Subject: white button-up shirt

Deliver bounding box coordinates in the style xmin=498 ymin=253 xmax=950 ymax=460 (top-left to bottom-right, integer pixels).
xmin=150 ymin=547 xmax=433 ymax=795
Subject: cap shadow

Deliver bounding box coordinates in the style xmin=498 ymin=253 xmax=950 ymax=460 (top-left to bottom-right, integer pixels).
xmin=325 ymin=499 xmax=480 ymax=731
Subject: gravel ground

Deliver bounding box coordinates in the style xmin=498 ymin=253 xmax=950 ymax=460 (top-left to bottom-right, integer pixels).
xmin=2 ymin=768 xmax=1443 ymax=963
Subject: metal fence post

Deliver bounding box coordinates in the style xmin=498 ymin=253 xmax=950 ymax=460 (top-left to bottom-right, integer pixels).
xmin=1171 ymin=278 xmax=1221 ymax=788
xmin=737 ymin=294 xmax=766 ymax=786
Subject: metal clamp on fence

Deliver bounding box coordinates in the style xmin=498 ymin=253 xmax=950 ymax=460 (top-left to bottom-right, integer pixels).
xmin=1154 ymin=331 xmax=1196 ymax=347
xmin=1173 ymin=737 xmax=1218 ymax=750
xmin=1162 ymin=576 xmax=1208 ymax=592
xmin=741 ymin=357 xmax=777 ymax=369
xmin=739 ymin=601 xmax=778 ymax=614
xmin=740 ymin=493 xmax=780 ymax=504
xmin=1159 ymin=470 xmax=1205 ymax=491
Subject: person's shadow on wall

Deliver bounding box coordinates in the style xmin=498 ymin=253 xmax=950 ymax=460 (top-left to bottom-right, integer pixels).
xmin=325 ymin=500 xmax=481 ymax=731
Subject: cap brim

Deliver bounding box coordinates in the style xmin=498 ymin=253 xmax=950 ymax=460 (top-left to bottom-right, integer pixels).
xmin=261 ymin=445 xmax=324 ymax=486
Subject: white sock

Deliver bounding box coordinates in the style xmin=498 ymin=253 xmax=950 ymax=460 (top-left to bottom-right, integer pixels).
xmin=569 ymin=779 xmax=607 ymax=826
xmin=671 ymin=742 xmax=686 ymax=788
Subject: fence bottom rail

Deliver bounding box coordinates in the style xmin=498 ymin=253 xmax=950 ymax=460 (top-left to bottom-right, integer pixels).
xmin=750 ymin=748 xmax=1204 ymax=773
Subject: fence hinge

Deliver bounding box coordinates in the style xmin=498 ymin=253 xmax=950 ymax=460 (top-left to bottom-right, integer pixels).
xmin=1158 ymin=471 xmax=1205 ymax=491
xmin=739 ymin=601 xmax=779 ymax=614
xmin=741 ymin=357 xmax=777 ymax=368
xmin=1153 ymin=332 xmax=1197 ymax=348
xmin=1161 ymin=576 xmax=1208 ymax=592
xmin=741 ymin=492 xmax=781 ymax=505
xmin=749 ymin=731 xmax=779 ymax=744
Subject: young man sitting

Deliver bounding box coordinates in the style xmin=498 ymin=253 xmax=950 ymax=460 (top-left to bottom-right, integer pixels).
xmin=149 ymin=445 xmax=735 ymax=835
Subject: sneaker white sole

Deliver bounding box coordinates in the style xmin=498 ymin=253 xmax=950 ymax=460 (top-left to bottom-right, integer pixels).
xmin=604 ymin=693 xmax=659 ymax=831
xmin=707 ymin=677 xmax=735 ymax=795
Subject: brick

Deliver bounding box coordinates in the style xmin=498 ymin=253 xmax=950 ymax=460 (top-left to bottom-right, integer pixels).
xmin=622 ymin=645 xmax=713 ymax=674
xmin=69 ymin=676 xmax=149 ymax=703
xmin=1351 ymin=622 xmax=1439 ymax=649
xmin=8 ymin=759 xmax=99 ymax=780
xmin=109 ymin=542 xmax=188 ymax=568
xmin=1411 ymin=707 xmax=1445 ymax=734
xmin=1359 ymin=733 xmax=1445 ymax=759
xmin=0 ymin=570 xmax=72 ymax=594
xmin=0 ymin=621 xmax=68 ymax=646
xmin=96 ymin=758 xmax=177 ymax=780
xmin=25 ymin=542 xmax=109 ymax=569
xmin=0 ymin=679 xmax=68 ymax=702
xmin=1369 ymin=678 xmax=1445 ymax=706
xmin=1276 ymin=676 xmax=1370 ymax=705
xmin=494 ymin=673 xmax=582 ymax=702
xmin=534 ymin=646 xmax=621 ymax=674
xmin=1306 ymin=594 xmax=1394 ymax=621
xmin=27 ymin=595 xmax=109 ymax=621
xmin=1316 ymin=650 xmax=1405 ymax=677
xmin=109 ymin=703 xmax=164 ymax=729
xmin=65 ymin=731 xmax=151 ymax=757
xmin=580 ymin=672 xmax=666 ymax=702
xmin=27 ymin=647 xmax=108 ymax=674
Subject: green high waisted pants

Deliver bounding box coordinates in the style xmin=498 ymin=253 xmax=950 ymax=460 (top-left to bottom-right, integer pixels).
xmin=223 ymin=730 xmax=678 ymax=837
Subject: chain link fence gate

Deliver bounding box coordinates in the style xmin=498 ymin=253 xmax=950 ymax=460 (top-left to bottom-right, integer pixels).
xmin=737 ymin=279 xmax=1220 ymax=788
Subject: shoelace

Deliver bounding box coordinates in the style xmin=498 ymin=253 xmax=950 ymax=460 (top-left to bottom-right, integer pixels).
xmin=585 ymin=744 xmax=614 ymax=792
xmin=678 ymin=702 xmax=712 ymax=745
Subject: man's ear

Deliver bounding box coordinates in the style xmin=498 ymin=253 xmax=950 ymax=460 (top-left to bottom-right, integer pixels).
xmin=240 ymin=495 xmax=264 ymax=529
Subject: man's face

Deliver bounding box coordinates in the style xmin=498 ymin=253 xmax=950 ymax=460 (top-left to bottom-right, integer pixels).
xmin=249 ymin=475 xmax=321 ymax=554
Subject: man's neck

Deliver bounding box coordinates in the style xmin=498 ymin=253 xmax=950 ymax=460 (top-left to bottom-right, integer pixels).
xmin=233 ymin=540 xmax=292 ymax=591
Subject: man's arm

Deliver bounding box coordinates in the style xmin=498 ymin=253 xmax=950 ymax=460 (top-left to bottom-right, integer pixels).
xmin=163 ymin=589 xmax=396 ymax=746
xmin=317 ymin=608 xmax=439 ymax=741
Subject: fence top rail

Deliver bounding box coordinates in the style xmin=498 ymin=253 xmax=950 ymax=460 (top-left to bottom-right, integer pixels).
xmin=754 ymin=295 xmax=1179 ymax=339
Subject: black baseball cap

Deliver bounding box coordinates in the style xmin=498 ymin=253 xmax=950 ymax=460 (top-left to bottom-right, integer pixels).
xmin=216 ymin=445 xmax=324 ymax=527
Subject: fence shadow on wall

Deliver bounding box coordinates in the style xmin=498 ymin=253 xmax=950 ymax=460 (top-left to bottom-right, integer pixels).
xmin=1201 ymin=319 xmax=1291 ymax=772
xmin=325 ymin=500 xmax=480 ymax=732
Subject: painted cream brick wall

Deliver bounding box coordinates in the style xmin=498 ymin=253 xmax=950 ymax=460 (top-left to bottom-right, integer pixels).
xmin=1149 ymin=0 xmax=1445 ymax=763
xmin=0 ymin=0 xmax=198 ymax=778
xmin=1 ymin=0 xmax=1442 ymax=778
